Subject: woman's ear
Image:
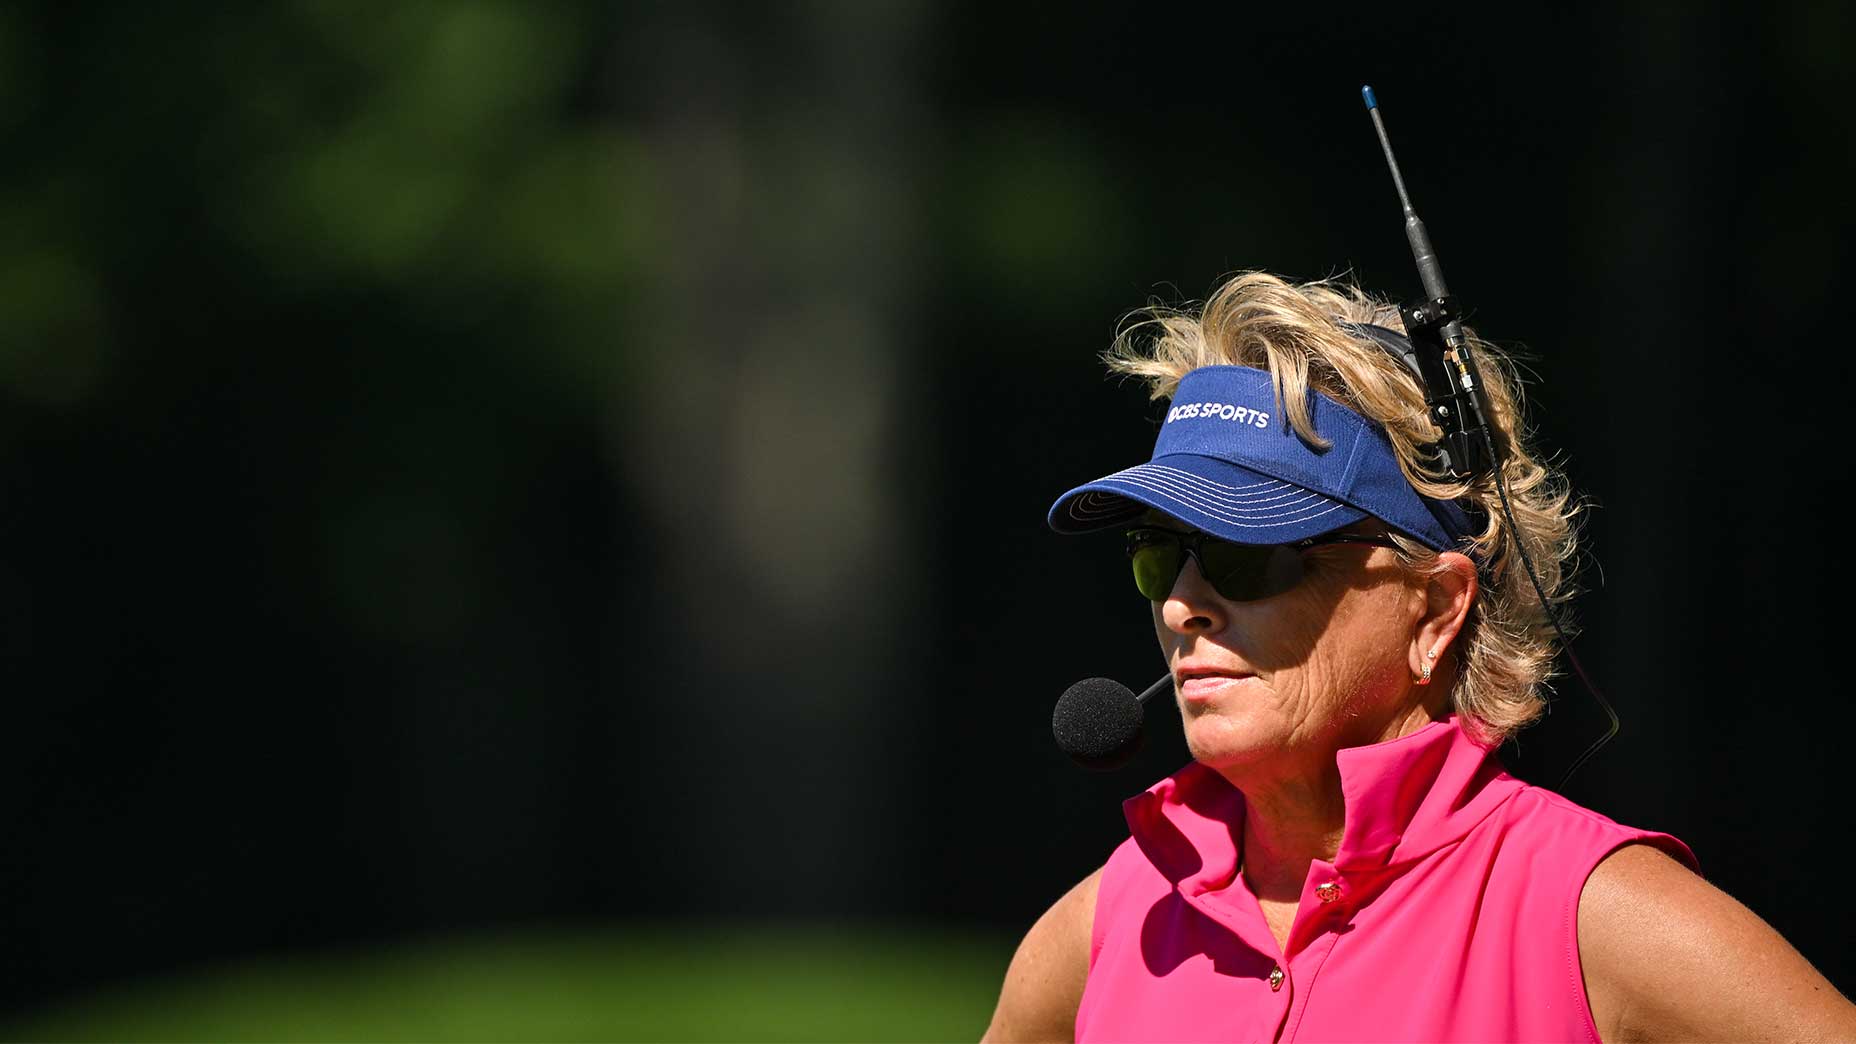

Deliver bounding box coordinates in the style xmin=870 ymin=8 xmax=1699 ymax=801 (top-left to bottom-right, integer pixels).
xmin=1410 ymin=552 xmax=1478 ymax=683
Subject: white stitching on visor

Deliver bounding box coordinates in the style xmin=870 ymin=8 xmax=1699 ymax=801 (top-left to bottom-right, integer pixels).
xmin=1068 ymin=463 xmax=1350 ymax=531
xmin=1068 ymin=465 xmax=1318 ymax=518
xmin=1102 ymin=478 xmax=1344 ymax=528
xmin=1134 ymin=464 xmax=1327 ymax=509
xmin=1074 ymin=485 xmax=1347 ymax=531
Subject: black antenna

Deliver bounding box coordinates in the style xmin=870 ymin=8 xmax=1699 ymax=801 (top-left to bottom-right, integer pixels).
xmin=1364 ymin=85 xmax=1449 ymax=304
xmin=1361 ymin=85 xmax=1619 ymax=790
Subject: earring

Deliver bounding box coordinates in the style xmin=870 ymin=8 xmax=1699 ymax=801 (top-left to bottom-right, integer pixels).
xmin=1416 ymin=648 xmax=1437 ymax=685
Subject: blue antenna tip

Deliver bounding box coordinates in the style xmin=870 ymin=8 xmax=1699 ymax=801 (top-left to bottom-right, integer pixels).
xmin=1361 ymin=85 xmax=1377 ymax=110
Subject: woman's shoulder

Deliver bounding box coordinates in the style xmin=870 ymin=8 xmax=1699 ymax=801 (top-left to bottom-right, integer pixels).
xmin=980 ymin=867 xmax=1102 ymax=1044
xmin=1465 ymin=783 xmax=1855 ymax=1040
xmin=1577 ymin=842 xmax=1856 ymax=1042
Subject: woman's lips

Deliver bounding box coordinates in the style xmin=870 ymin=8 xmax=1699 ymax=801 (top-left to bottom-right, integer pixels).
xmin=1177 ymin=672 xmax=1254 ymax=700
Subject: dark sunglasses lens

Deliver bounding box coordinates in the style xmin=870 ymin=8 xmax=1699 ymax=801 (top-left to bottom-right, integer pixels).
xmin=1126 ymin=530 xmax=1305 ymax=603
xmin=1128 ymin=532 xmax=1183 ymax=601
xmin=1199 ymin=542 xmax=1303 ymax=601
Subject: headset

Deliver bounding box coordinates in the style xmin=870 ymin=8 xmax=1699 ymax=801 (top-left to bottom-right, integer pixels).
xmin=1360 ymin=85 xmax=1617 ymax=788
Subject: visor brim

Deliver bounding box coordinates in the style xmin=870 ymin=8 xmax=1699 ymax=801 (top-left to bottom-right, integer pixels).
xmin=1048 ymin=454 xmax=1369 ymax=545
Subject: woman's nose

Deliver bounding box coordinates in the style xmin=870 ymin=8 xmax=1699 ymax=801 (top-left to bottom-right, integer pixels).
xmin=1160 ymin=554 xmax=1227 ymax=634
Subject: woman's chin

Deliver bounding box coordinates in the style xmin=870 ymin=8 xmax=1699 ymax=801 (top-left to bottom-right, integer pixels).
xmin=1181 ymin=711 xmax=1285 ymax=771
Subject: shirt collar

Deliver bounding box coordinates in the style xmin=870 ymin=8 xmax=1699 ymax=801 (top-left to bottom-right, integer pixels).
xmin=1123 ymin=714 xmax=1520 ymax=893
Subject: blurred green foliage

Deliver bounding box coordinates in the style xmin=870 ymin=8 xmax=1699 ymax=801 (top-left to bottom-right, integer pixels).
xmin=3 ymin=925 xmax=1011 ymax=1043
xmin=0 ymin=1 xmax=648 ymax=410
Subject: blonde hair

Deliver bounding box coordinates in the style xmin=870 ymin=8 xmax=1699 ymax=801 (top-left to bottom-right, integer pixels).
xmin=1106 ymin=271 xmax=1579 ymax=746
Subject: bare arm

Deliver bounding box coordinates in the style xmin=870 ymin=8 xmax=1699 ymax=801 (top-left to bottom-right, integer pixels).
xmin=981 ymin=868 xmax=1102 ymax=1044
xmin=1579 ymin=843 xmax=1856 ymax=1042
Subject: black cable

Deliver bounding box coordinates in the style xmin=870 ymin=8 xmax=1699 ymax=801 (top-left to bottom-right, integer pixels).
xmin=1471 ymin=383 xmax=1618 ymax=790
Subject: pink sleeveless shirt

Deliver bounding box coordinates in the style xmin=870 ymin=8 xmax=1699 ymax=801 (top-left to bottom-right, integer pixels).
xmin=1076 ymin=716 xmax=1698 ymax=1042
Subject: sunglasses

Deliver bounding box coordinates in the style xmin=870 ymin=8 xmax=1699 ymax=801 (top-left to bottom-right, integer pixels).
xmin=1124 ymin=526 xmax=1401 ymax=602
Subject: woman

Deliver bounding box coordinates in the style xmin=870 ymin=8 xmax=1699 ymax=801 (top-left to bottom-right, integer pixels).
xmin=983 ymin=273 xmax=1856 ymax=1042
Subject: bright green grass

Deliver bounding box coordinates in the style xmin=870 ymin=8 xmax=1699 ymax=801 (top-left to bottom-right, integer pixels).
xmin=4 ymin=923 xmax=1014 ymax=1042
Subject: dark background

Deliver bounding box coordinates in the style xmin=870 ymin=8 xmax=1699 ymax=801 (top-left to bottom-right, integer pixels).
xmin=5 ymin=0 xmax=1853 ymax=1025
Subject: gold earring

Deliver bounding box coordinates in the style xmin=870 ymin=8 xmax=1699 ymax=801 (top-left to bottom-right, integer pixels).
xmin=1417 ymin=648 xmax=1437 ymax=684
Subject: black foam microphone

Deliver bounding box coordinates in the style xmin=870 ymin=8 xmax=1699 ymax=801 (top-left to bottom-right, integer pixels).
xmin=1052 ymin=674 xmax=1172 ymax=770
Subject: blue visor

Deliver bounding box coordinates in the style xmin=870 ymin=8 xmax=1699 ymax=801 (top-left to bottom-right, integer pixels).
xmin=1048 ymin=366 xmax=1471 ymax=551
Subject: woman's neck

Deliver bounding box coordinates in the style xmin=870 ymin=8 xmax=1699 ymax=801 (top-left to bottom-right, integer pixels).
xmin=1228 ymin=702 xmax=1443 ymax=901
xmin=1236 ymin=766 xmax=1348 ymax=902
